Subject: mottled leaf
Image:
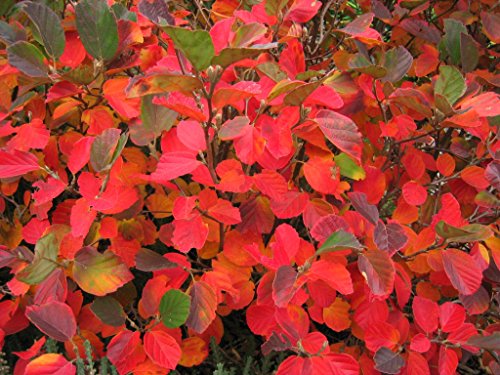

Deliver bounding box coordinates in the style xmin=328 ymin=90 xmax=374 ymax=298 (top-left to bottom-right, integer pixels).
xmin=185 ymin=281 xmax=217 ymax=333
xmin=72 ymin=247 xmax=134 ymax=296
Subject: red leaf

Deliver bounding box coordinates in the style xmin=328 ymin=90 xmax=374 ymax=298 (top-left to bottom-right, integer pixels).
xmin=0 ymin=149 xmax=39 ymax=178
xmin=32 ymin=177 xmax=66 ymax=205
xmin=185 ymin=281 xmax=217 ymax=334
xmin=22 ymin=218 xmax=50 ymax=245
xmin=273 ymin=265 xmax=299 ymax=307
xmin=143 ymin=330 xmax=181 ymax=370
xmin=410 ymin=334 xmax=431 ymax=353
xmin=310 ymin=214 xmax=350 ymax=242
xmin=442 ymin=249 xmax=482 ymax=295
xmin=68 ymin=137 xmax=94 ymax=174
xmin=70 ymin=198 xmax=96 ymax=238
xmin=402 ymin=152 xmax=426 ymax=180
xmin=172 ymin=216 xmax=209 ymax=252
xmin=246 ymin=304 xmax=277 ymax=336
xmin=460 ymin=166 xmax=490 ymax=190
xmin=306 ymin=260 xmax=353 ymax=295
xmin=8 ymin=119 xmax=50 ymax=151
xmin=107 ymin=330 xmax=145 ymax=375
xmin=358 ymin=250 xmax=395 ymax=296
xmin=276 ymin=355 xmax=309 ymax=375
xmin=212 ymin=81 xmax=261 ymax=110
xmin=13 ymin=337 xmax=46 ymax=360
xmin=304 ymin=85 xmax=344 ymax=109
xmin=402 ymin=181 xmax=428 ymax=206
xmin=25 ymin=353 xmax=76 ymax=375
xmin=177 ymin=120 xmax=206 ymax=151
xmin=260 ymin=224 xmax=300 ymax=270
xmin=406 ymin=352 xmax=430 ymax=375
xmin=439 ymin=302 xmax=466 ymax=332
xmin=207 ymin=199 xmax=241 ymax=225
xmin=412 ymin=296 xmax=439 ymax=333
xmin=60 ymin=31 xmax=86 ymax=68
xmin=373 ymin=221 xmax=408 ymax=256
xmin=285 ymin=0 xmax=322 ymax=23
xmin=364 ymin=322 xmax=400 ymax=352
xmin=270 ymin=191 xmax=308 ymax=219
xmin=315 ymin=110 xmax=363 ymax=161
xmin=438 ymin=346 xmax=458 ymax=375
xmin=253 ymin=170 xmax=288 ymax=201
xmin=150 ymin=151 xmax=202 ymax=182
xmin=326 ymin=353 xmax=359 ymax=375
xmin=46 ymin=81 xmax=82 ymax=103
xmin=279 ymin=39 xmax=305 ymax=78
xmin=25 ymin=302 xmax=76 ymax=342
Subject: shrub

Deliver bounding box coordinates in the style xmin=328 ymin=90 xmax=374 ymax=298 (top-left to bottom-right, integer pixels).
xmin=0 ymin=0 xmax=498 ymax=374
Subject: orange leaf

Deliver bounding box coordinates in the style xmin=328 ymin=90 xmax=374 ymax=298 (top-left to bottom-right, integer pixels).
xmin=25 ymin=353 xmax=76 ymax=375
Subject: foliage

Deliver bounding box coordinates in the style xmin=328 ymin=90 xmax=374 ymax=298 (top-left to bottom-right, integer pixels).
xmin=0 ymin=0 xmax=498 ymax=374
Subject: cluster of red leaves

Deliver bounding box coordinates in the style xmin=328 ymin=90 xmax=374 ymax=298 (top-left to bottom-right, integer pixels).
xmin=0 ymin=0 xmax=499 ymax=374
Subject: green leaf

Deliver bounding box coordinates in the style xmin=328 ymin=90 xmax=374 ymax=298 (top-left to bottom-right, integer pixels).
xmin=21 ymin=1 xmax=65 ymax=59
xmin=317 ymin=230 xmax=362 ymax=256
xmin=443 ymin=19 xmax=467 ymax=65
xmin=335 ymin=153 xmax=366 ymax=181
xmin=434 ymin=65 xmax=465 ymax=105
xmin=7 ymin=41 xmax=47 ymax=77
xmin=91 ymin=296 xmax=126 ymax=327
xmin=460 ymin=33 xmax=478 ymax=73
xmin=256 ymin=61 xmax=287 ymax=82
xmin=474 ymin=191 xmax=500 ymax=208
xmin=0 ymin=0 xmax=15 ymax=17
xmin=267 ymin=80 xmax=304 ymax=102
xmin=163 ymin=26 xmax=214 ymax=72
xmin=111 ymin=3 xmax=137 ymax=22
xmin=109 ymin=131 xmax=129 ymax=168
xmin=381 ymin=46 xmax=413 ymax=83
xmin=159 ymin=289 xmax=191 ymax=328
xmin=0 ymin=21 xmax=26 ymax=45
xmin=75 ymin=0 xmax=118 ymax=61
xmin=131 ymin=95 xmax=177 ymax=146
xmin=16 ymin=233 xmax=59 ymax=285
xmin=265 ymin=0 xmax=288 ymax=16
xmin=436 ymin=221 xmax=493 ymax=243
xmin=349 ymin=54 xmax=387 ymax=78
xmin=212 ymin=44 xmax=278 ymax=69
